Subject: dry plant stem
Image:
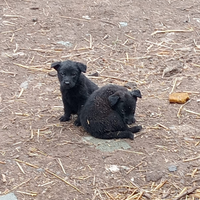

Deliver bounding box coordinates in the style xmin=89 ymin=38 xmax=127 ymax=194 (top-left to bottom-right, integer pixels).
xmin=126 ymin=161 xmax=144 ymax=174
xmin=99 ymin=74 xmax=139 ymax=83
xmin=153 ymin=180 xmax=167 ymax=191
xmin=125 ymin=34 xmax=135 ymax=40
xmin=13 ymin=63 xmax=53 ymax=73
xmin=170 ymin=78 xmax=177 ymax=94
xmin=4 ymin=179 xmax=31 ymax=194
xmin=173 ymin=186 xmax=198 ymax=200
xmin=60 ymin=15 xmax=89 ymax=22
xmin=184 ymin=108 xmax=200 ymax=116
xmin=191 ymin=63 xmax=200 ymax=68
xmin=130 ymin=182 xmax=151 ymax=199
xmin=17 ymin=191 xmax=37 ymax=196
xmin=57 ymin=158 xmax=66 ymax=174
xmin=136 ymin=191 xmax=144 ymax=200
xmin=3 ymin=14 xmax=25 ymax=18
xmin=177 ymin=100 xmax=191 ymax=118
xmin=151 ymin=28 xmax=193 ymax=35
xmin=156 ymin=123 xmax=169 ymax=130
xmin=15 ymin=159 xmax=39 ymax=169
xmin=118 ymin=149 xmax=144 ymax=155
xmin=183 ymin=155 xmax=200 ymax=162
xmin=45 ymin=169 xmax=83 ymax=194
xmin=16 ymin=161 xmax=25 ymax=174
xmin=0 ymin=70 xmax=16 ymax=75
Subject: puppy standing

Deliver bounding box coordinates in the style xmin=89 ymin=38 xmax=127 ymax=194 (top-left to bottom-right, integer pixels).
xmin=80 ymin=84 xmax=142 ymax=140
xmin=52 ymin=60 xmax=98 ymax=126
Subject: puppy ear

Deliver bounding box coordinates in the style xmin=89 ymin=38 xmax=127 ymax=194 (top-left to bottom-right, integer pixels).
xmin=76 ymin=62 xmax=87 ymax=73
xmin=108 ymin=92 xmax=123 ymax=107
xmin=51 ymin=61 xmax=61 ymax=71
xmin=131 ymin=90 xmax=142 ymax=98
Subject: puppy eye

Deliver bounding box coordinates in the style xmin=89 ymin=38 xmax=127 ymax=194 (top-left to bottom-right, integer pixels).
xmin=71 ymin=73 xmax=76 ymax=77
xmin=60 ymin=72 xmax=64 ymax=76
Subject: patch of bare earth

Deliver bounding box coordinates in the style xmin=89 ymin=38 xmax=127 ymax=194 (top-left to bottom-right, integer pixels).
xmin=0 ymin=0 xmax=200 ymax=199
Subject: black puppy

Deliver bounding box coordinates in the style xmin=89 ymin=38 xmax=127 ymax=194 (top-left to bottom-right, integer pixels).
xmin=80 ymin=84 xmax=142 ymax=140
xmin=51 ymin=60 xmax=98 ymax=126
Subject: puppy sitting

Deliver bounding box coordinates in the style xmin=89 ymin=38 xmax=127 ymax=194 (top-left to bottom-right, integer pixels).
xmin=80 ymin=84 xmax=142 ymax=140
xmin=52 ymin=60 xmax=98 ymax=126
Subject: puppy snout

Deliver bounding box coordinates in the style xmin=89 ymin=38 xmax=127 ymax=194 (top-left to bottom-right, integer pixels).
xmin=64 ymin=81 xmax=70 ymax=85
xmin=126 ymin=117 xmax=135 ymax=125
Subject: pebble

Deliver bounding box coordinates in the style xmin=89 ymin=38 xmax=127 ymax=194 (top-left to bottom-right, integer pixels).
xmin=168 ymin=165 xmax=177 ymax=172
xmin=0 ymin=193 xmax=17 ymax=200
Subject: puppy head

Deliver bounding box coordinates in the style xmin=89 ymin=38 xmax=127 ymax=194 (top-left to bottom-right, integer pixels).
xmin=108 ymin=90 xmax=141 ymax=125
xmin=51 ymin=60 xmax=87 ymax=89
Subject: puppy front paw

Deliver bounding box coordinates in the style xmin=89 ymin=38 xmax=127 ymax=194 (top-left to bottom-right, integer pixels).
xmin=135 ymin=125 xmax=142 ymax=133
xmin=59 ymin=115 xmax=70 ymax=122
xmin=129 ymin=125 xmax=142 ymax=133
xmin=129 ymin=133 xmax=134 ymax=140
xmin=74 ymin=119 xmax=81 ymax=126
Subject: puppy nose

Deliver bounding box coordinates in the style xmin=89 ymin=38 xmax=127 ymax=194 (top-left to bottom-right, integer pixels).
xmin=64 ymin=81 xmax=70 ymax=85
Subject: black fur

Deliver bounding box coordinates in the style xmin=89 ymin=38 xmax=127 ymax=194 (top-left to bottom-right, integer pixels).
xmin=80 ymin=84 xmax=142 ymax=139
xmin=51 ymin=60 xmax=98 ymax=126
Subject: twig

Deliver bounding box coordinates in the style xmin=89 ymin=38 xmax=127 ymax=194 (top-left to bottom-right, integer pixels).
xmin=151 ymin=28 xmax=193 ymax=35
xmin=3 ymin=14 xmax=25 ymax=18
xmin=184 ymin=108 xmax=200 ymax=116
xmin=15 ymin=159 xmax=39 ymax=169
xmin=99 ymin=74 xmax=141 ymax=83
xmin=126 ymin=161 xmax=144 ymax=174
xmin=183 ymin=155 xmax=200 ymax=162
xmin=57 ymin=158 xmax=66 ymax=174
xmin=16 ymin=161 xmax=25 ymax=174
xmin=13 ymin=63 xmax=52 ymax=73
xmin=118 ymin=149 xmax=144 ymax=155
xmin=136 ymin=191 xmax=144 ymax=200
xmin=18 ymin=88 xmax=24 ymax=98
xmin=177 ymin=100 xmax=191 ymax=118
xmin=155 ymin=123 xmax=169 ymax=130
xmin=130 ymin=182 xmax=151 ymax=199
xmin=60 ymin=15 xmax=89 ymax=22
xmin=120 ymin=56 xmax=152 ymax=60
xmin=4 ymin=179 xmax=31 ymax=194
xmin=191 ymin=63 xmax=200 ymax=68
xmin=17 ymin=191 xmax=37 ymax=196
xmin=173 ymin=186 xmax=197 ymax=200
xmin=153 ymin=180 xmax=167 ymax=191
xmin=45 ymin=169 xmax=83 ymax=194
xmin=170 ymin=78 xmax=177 ymax=94
xmin=125 ymin=34 xmax=135 ymax=40
xmin=0 ymin=70 xmax=16 ymax=75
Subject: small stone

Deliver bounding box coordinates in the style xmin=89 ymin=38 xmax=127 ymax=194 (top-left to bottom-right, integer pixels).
xmin=0 ymin=193 xmax=18 ymax=200
xmin=36 ymin=168 xmax=44 ymax=172
xmin=106 ymin=165 xmax=120 ymax=173
xmin=48 ymin=71 xmax=57 ymax=77
xmin=168 ymin=165 xmax=177 ymax=172
xmin=119 ymin=22 xmax=128 ymax=27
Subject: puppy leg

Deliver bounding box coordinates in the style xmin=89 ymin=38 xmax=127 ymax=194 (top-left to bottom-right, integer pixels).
xmin=128 ymin=125 xmax=142 ymax=133
xmin=74 ymin=116 xmax=81 ymax=126
xmin=93 ymin=131 xmax=134 ymax=140
xmin=60 ymin=100 xmax=71 ymax=122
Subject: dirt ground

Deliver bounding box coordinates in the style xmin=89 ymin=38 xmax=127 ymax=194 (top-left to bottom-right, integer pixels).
xmin=0 ymin=0 xmax=200 ymax=199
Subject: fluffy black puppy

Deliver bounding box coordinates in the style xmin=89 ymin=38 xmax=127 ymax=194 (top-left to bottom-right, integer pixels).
xmin=51 ymin=60 xmax=98 ymax=126
xmin=80 ymin=84 xmax=142 ymax=140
